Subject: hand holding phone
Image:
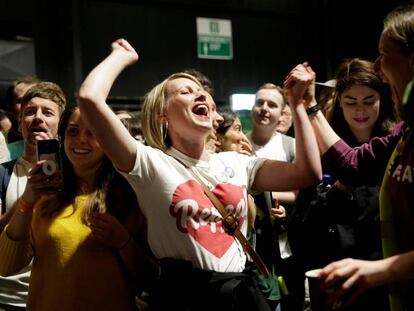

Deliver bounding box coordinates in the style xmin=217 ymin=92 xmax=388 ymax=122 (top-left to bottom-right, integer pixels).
xmin=36 ymin=139 xmax=63 ymax=190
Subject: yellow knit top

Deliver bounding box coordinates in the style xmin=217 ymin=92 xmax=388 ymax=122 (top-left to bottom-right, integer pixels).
xmin=0 ymin=195 xmax=137 ymax=311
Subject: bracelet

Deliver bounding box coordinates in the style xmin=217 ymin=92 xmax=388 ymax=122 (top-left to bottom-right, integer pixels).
xmin=18 ymin=197 xmax=34 ymax=213
xmin=306 ymin=104 xmax=320 ymax=115
xmin=117 ymin=235 xmax=132 ymax=250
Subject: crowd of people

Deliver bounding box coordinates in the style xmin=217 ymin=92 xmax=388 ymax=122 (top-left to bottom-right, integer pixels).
xmin=0 ymin=4 xmax=412 ymax=311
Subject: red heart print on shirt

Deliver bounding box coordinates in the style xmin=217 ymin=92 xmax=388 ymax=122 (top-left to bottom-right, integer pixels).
xmin=169 ymin=179 xmax=247 ymax=258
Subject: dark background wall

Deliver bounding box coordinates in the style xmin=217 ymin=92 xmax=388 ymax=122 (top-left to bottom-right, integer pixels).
xmin=0 ymin=0 xmax=410 ymax=109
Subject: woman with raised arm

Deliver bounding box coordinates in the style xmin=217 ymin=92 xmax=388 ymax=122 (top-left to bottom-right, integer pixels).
xmin=77 ymin=39 xmax=321 ymax=311
xmin=287 ymin=5 xmax=414 ymax=311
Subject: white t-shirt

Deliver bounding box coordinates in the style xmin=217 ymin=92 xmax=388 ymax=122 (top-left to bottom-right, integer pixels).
xmin=121 ymin=142 xmax=266 ymax=273
xmin=0 ymin=132 xmax=9 ymax=164
xmin=246 ymin=132 xmax=295 ymax=162
xmin=247 ymin=132 xmax=296 ymax=259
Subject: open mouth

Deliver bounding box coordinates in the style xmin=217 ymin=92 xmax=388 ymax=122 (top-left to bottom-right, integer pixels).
xmin=258 ymin=115 xmax=270 ymax=122
xmin=72 ymin=147 xmax=90 ymax=155
xmin=192 ymin=104 xmax=209 ymax=117
xmin=30 ymin=127 xmax=47 ymax=134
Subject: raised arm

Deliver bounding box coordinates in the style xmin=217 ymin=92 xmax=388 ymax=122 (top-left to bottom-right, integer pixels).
xmin=305 ymin=101 xmax=341 ymax=154
xmin=303 ymin=67 xmax=404 ymax=186
xmin=77 ymin=39 xmax=138 ymax=172
xmin=298 ymin=70 xmax=341 ymax=154
xmin=252 ymin=63 xmax=322 ymax=191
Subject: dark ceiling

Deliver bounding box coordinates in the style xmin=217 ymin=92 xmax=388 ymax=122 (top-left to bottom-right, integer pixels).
xmin=0 ymin=0 xmax=411 ymax=107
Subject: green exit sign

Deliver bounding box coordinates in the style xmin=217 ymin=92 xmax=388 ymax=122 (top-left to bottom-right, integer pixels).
xmin=196 ymin=18 xmax=233 ymax=60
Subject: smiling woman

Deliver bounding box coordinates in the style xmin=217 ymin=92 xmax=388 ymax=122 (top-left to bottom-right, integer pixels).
xmin=0 ymin=105 xmax=158 ymax=310
xmin=326 ymin=58 xmax=396 ymax=145
xmin=76 ymin=38 xmax=322 ymax=311
xmin=64 ymin=108 xmax=105 ymax=172
xmin=142 ymin=73 xmax=214 ymax=153
xmin=216 ymin=106 xmax=252 ymax=155
xmin=290 ymin=7 xmax=414 ymax=310
xmin=290 ymin=58 xmax=397 ymax=311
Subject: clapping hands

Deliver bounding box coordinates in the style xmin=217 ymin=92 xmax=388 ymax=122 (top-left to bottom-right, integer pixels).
xmin=283 ymin=62 xmax=316 ymax=108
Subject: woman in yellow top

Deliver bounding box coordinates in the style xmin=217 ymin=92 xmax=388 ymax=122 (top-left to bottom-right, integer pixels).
xmin=0 ymin=105 xmax=157 ymax=310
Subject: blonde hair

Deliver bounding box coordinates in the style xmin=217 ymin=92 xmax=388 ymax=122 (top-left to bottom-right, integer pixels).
xmin=142 ymin=72 xmax=202 ymax=150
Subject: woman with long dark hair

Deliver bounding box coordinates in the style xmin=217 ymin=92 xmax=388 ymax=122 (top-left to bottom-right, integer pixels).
xmin=0 ymin=106 xmax=157 ymax=310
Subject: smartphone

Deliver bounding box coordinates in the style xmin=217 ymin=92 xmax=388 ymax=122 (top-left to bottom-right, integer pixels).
xmin=36 ymin=139 xmax=63 ymax=190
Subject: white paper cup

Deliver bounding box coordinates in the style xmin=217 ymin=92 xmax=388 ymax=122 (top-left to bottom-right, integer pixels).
xmin=305 ymin=268 xmax=329 ymax=311
xmin=305 ymin=268 xmax=345 ymax=311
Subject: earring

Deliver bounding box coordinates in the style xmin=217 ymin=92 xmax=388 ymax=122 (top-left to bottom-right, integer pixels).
xmin=163 ymin=121 xmax=169 ymax=141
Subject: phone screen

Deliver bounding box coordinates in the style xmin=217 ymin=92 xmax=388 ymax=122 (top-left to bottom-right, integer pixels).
xmin=36 ymin=139 xmax=62 ymax=176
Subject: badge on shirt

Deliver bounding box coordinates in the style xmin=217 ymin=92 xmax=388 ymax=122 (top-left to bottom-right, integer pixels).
xmin=216 ymin=171 xmax=229 ymax=183
xmin=225 ymin=166 xmax=235 ymax=178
